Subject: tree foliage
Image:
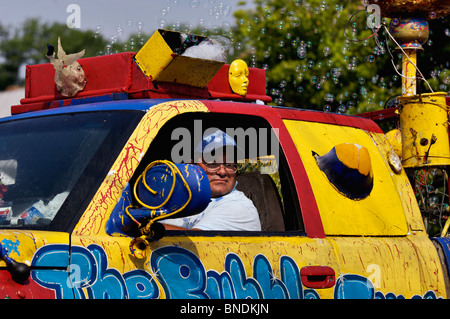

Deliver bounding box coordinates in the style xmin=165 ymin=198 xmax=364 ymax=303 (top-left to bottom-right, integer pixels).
xmin=232 ymin=0 xmax=449 ymax=113
xmin=0 ymin=3 xmax=448 ymax=115
xmin=0 ymin=18 xmax=108 ymax=90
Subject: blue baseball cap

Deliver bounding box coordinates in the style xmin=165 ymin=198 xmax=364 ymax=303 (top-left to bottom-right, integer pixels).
xmin=194 ymin=129 xmax=244 ymax=163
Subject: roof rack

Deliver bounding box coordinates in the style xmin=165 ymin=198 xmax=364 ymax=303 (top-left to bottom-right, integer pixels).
xmin=12 ymin=29 xmax=271 ymax=115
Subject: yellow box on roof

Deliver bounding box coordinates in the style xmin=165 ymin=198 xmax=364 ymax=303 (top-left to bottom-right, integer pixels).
xmin=134 ymin=29 xmax=225 ymax=88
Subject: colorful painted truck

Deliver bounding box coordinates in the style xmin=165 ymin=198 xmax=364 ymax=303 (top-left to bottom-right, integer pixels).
xmin=0 ymin=30 xmax=449 ymax=300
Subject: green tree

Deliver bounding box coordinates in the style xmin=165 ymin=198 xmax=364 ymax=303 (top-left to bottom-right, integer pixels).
xmin=0 ymin=18 xmax=109 ymax=90
xmin=419 ymin=18 xmax=450 ymax=95
xmin=232 ymin=0 xmax=448 ymax=113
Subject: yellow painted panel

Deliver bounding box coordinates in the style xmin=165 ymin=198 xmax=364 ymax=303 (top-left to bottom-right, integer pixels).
xmin=284 ymin=119 xmax=411 ymax=236
xmin=368 ymin=131 xmax=425 ymax=231
xmin=134 ymin=30 xmax=224 ymax=87
xmin=155 ymin=56 xmax=224 ymax=87
xmin=70 ymin=234 xmax=341 ymax=299
xmin=0 ymin=230 xmax=69 ymax=267
xmin=69 ymin=233 xmax=445 ymax=299
xmin=134 ymin=30 xmax=174 ymax=80
xmin=329 ymin=235 xmax=446 ymax=298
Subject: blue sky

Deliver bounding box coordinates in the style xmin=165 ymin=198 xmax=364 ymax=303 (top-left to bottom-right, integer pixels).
xmin=0 ymin=0 xmax=254 ymax=39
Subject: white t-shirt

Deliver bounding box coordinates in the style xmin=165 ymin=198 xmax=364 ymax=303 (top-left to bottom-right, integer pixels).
xmin=161 ymin=186 xmax=261 ymax=231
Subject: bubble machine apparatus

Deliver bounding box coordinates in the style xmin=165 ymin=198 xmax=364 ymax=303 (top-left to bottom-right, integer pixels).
xmin=368 ymin=0 xmax=450 ymax=236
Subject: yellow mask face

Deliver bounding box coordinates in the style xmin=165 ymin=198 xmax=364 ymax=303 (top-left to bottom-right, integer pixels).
xmin=228 ymin=59 xmax=249 ymax=96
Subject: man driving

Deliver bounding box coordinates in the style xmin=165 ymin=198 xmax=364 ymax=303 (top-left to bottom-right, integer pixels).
xmin=161 ymin=129 xmax=261 ymax=231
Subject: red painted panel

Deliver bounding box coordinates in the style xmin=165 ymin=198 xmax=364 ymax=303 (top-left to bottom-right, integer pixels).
xmin=276 ymin=107 xmax=384 ymax=134
xmin=0 ymin=270 xmax=56 ymax=299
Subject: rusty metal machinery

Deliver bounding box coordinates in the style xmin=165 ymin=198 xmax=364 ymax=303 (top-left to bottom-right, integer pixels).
xmin=370 ymin=0 xmax=450 ymax=235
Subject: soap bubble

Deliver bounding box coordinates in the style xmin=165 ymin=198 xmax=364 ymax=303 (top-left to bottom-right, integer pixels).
xmin=276 ymin=97 xmax=285 ymax=105
xmin=158 ymin=19 xmax=166 ymax=29
xmin=297 ymin=47 xmax=307 ymax=58
xmin=160 ymin=7 xmax=169 ymax=17
xmin=264 ymin=8 xmax=273 ymax=18
xmin=331 ymin=67 xmax=342 ymax=77
xmin=190 ymin=0 xmax=200 ymax=8
xmin=365 ymin=55 xmax=375 ymax=63
xmin=105 ymin=43 xmax=112 ymax=55
xmin=443 ymin=76 xmax=450 ymax=85
xmin=223 ymin=4 xmax=232 ymax=16
xmin=337 ymin=104 xmax=347 ymax=113
xmin=323 ymin=105 xmax=331 ymax=112
xmin=129 ymin=37 xmax=136 ymax=50
xmin=290 ymin=16 xmax=301 ymax=27
xmin=324 ymin=93 xmax=335 ymax=102
xmin=137 ymin=21 xmax=144 ymax=31
xmin=93 ymin=25 xmax=104 ymax=39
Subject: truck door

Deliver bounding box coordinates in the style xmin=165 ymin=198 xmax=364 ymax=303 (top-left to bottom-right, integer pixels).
xmin=284 ymin=117 xmax=447 ymax=299
xmin=87 ymin=105 xmax=344 ymax=299
xmin=0 ymin=108 xmax=145 ymax=299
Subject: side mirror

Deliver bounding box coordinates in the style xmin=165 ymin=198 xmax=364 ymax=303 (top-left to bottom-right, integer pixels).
xmin=106 ymin=160 xmax=211 ymax=241
xmin=0 ymin=243 xmax=30 ymax=284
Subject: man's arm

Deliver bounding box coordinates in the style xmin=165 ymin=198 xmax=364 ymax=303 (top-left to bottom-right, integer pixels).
xmin=162 ymin=223 xmax=201 ymax=231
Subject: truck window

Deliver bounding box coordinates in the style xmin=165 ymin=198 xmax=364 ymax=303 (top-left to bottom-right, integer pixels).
xmin=131 ymin=112 xmax=304 ymax=234
xmin=0 ymin=111 xmax=143 ymax=231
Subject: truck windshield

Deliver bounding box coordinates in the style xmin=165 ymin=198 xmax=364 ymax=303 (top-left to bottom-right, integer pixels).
xmin=0 ymin=110 xmax=142 ymax=231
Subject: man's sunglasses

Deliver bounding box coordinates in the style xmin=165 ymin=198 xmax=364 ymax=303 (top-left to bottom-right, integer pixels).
xmin=202 ymin=163 xmax=238 ymax=173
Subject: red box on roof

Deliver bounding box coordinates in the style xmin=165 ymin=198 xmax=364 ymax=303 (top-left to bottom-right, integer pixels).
xmin=13 ymin=51 xmax=271 ymax=114
xmin=22 ymin=52 xmax=147 ymax=104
